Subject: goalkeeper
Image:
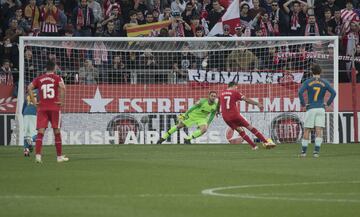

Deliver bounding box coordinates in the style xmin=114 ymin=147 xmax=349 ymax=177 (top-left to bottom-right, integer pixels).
xmin=157 ymin=91 xmax=219 ymax=144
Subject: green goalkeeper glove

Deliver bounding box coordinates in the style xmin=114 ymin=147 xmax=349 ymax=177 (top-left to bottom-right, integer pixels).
xmin=177 ymin=113 xmax=188 ymax=122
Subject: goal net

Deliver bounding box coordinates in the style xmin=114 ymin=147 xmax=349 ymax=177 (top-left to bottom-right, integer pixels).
xmin=16 ymin=36 xmax=339 ymax=145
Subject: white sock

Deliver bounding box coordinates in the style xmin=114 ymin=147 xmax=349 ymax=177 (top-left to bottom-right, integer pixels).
xmin=315 ymin=137 xmax=323 ymax=147
xmin=314 ymin=137 xmax=323 ymax=153
xmin=301 ymin=139 xmax=309 ymax=147
xmin=301 ymin=139 xmax=309 ymax=153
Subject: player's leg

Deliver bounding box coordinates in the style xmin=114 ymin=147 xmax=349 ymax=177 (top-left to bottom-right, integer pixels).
xmin=245 ymin=123 xmax=276 ymax=149
xmin=23 ymin=115 xmax=30 ymax=156
xmin=185 ymin=123 xmax=208 ymax=143
xmin=53 ymin=128 xmax=63 ymax=159
xmin=29 ymin=115 xmax=37 ymax=153
xmin=157 ymin=121 xmax=186 ymax=144
xmin=301 ymin=109 xmax=317 ymax=157
xmin=35 ymin=128 xmax=45 ymax=163
xmin=244 ymin=124 xmax=266 ymax=143
xmin=239 ymin=114 xmax=269 ymax=144
xmin=313 ymin=127 xmax=323 ymax=157
xmin=53 ymin=128 xmax=68 ymax=162
xmin=237 ymin=114 xmax=267 ymax=143
xmin=35 ymin=111 xmax=48 ymax=163
xmin=234 ymin=126 xmax=258 ymax=150
xmin=301 ymin=128 xmax=311 ymax=157
xmin=50 ymin=111 xmax=68 ymax=162
xmin=313 ymin=108 xmax=326 ymax=157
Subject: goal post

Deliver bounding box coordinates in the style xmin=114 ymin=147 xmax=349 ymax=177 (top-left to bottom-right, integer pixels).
xmin=334 ymin=37 xmax=339 ymax=144
xmin=16 ymin=36 xmax=339 ymax=146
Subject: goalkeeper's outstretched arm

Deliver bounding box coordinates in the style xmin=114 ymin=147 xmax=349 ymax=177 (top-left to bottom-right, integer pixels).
xmin=207 ymin=110 xmax=216 ymax=125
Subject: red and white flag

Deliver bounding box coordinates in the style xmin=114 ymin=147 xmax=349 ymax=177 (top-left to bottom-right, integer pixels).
xmin=208 ymin=0 xmax=240 ymax=36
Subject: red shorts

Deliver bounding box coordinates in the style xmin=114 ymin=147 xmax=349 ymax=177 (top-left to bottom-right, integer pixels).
xmin=223 ymin=114 xmax=250 ymax=130
xmin=36 ymin=110 xmax=61 ymax=129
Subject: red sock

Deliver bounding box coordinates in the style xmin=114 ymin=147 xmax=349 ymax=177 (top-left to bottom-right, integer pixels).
xmin=55 ymin=133 xmax=62 ymax=157
xmin=239 ymin=131 xmax=257 ymax=148
xmin=35 ymin=133 xmax=44 ymax=155
xmin=250 ymin=128 xmax=267 ymax=143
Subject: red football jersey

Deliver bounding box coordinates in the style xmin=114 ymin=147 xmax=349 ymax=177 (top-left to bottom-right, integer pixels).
xmin=32 ymin=73 xmax=63 ymax=111
xmin=219 ymin=89 xmax=244 ymax=116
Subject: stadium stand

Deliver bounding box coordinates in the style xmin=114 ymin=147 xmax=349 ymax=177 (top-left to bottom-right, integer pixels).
xmin=1 ymin=0 xmax=360 ymax=88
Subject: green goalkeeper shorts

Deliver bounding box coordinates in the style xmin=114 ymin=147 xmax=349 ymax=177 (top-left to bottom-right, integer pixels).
xmin=182 ymin=116 xmax=207 ymax=128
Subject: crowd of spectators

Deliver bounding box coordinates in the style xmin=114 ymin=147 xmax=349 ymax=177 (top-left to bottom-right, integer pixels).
xmin=1 ymin=0 xmax=360 ymax=86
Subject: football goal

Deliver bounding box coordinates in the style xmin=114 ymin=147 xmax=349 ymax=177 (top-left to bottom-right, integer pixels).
xmin=16 ymin=36 xmax=339 ymax=145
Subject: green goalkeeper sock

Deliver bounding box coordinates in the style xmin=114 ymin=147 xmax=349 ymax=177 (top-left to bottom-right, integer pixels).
xmin=162 ymin=126 xmax=178 ymax=139
xmin=186 ymin=129 xmax=203 ymax=140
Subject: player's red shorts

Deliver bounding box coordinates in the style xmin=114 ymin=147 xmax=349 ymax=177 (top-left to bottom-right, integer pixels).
xmin=36 ymin=110 xmax=61 ymax=129
xmin=223 ymin=113 xmax=250 ymax=130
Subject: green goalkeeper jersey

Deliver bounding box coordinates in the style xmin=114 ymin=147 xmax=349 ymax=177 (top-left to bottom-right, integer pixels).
xmin=185 ymin=98 xmax=218 ymax=124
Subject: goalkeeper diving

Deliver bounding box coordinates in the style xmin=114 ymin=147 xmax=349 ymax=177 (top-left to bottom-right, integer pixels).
xmin=157 ymin=91 xmax=218 ymax=144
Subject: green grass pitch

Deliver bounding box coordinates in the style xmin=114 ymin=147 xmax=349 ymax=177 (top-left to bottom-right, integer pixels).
xmin=0 ymin=143 xmax=360 ymax=217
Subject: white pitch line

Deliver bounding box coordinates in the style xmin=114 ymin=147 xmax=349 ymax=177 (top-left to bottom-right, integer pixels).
xmin=254 ymin=192 xmax=360 ymax=196
xmin=0 ymin=194 xmax=198 ymax=199
xmin=202 ymin=181 xmax=360 ymax=203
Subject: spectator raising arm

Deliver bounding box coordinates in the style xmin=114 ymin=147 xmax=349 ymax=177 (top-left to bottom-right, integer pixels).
xmin=284 ymin=0 xmax=308 ymax=14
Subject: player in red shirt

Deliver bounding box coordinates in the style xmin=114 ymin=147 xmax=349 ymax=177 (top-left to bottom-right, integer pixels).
xmin=28 ymin=60 xmax=68 ymax=163
xmin=219 ymin=82 xmax=276 ymax=150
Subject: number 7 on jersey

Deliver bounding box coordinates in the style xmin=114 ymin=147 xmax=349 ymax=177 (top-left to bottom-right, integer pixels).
xmin=224 ymin=96 xmax=231 ymax=109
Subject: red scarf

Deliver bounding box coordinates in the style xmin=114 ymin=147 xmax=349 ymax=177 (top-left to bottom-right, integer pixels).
xmin=271 ymin=9 xmax=280 ymax=35
xmin=260 ymin=18 xmax=274 ymax=36
xmin=0 ymin=68 xmax=13 ymax=85
xmin=191 ymin=24 xmax=203 ymax=36
xmin=273 ymin=51 xmax=279 ymax=65
xmin=77 ymin=6 xmax=91 ymax=28
xmin=334 ymin=18 xmax=342 ymax=35
xmin=200 ymin=4 xmax=208 ymax=20
xmin=94 ymin=42 xmax=108 ymax=65
xmin=291 ymin=12 xmax=300 ymax=30
xmin=299 ymin=50 xmax=306 ymax=61
xmin=42 ymin=5 xmax=59 ymax=23
xmin=172 ymin=22 xmax=185 ymax=37
xmin=103 ymin=0 xmax=111 ymax=13
xmin=62 ymin=41 xmax=73 ymax=58
xmin=305 ymin=22 xmax=319 ymax=36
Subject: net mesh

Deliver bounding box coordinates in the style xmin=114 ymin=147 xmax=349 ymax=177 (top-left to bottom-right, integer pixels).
xmin=17 ymin=37 xmax=337 ymax=145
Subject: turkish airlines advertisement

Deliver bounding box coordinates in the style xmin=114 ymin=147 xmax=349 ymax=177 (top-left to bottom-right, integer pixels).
xmin=38 ymin=111 xmax=357 ymax=145
xmin=39 ymin=83 xmax=353 ymax=145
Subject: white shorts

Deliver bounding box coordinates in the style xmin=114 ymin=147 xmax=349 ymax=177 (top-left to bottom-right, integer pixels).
xmin=24 ymin=115 xmax=37 ymax=137
xmin=304 ymin=108 xmax=325 ymax=128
